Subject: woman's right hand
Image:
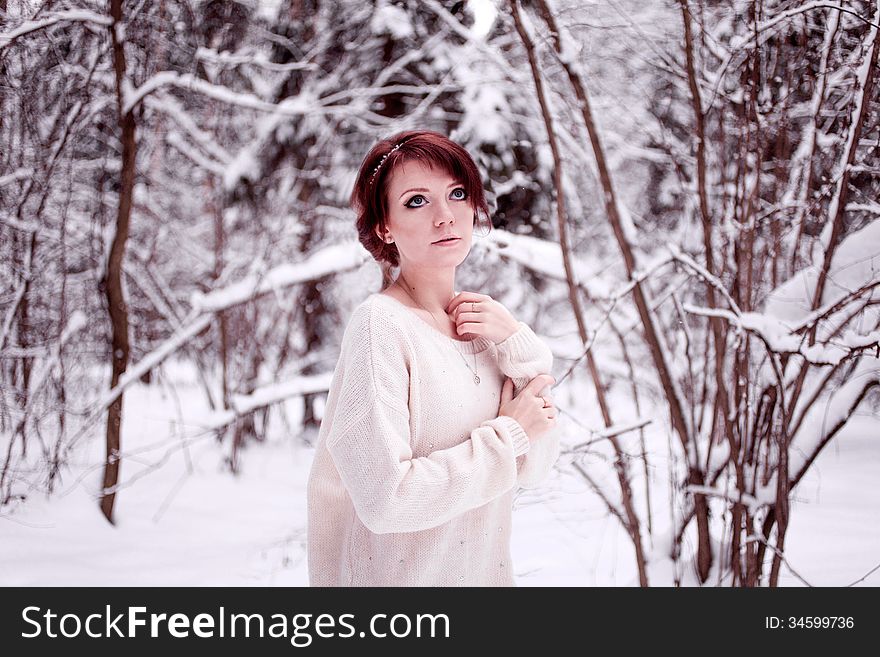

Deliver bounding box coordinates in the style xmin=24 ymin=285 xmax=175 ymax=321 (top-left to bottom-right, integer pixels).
xmin=498 ymin=374 xmax=557 ymax=441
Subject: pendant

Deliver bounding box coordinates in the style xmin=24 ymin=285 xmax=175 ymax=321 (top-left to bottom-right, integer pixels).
xmin=474 ymin=374 xmax=480 ymax=385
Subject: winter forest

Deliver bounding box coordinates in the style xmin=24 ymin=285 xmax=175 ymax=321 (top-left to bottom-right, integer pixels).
xmin=1 ymin=0 xmax=879 ymax=587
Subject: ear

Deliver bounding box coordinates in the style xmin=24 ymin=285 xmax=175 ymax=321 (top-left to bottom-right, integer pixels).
xmin=375 ymin=224 xmax=388 ymax=243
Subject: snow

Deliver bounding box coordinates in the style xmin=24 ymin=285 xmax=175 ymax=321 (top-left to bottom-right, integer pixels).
xmin=0 ymin=168 xmax=32 ymax=187
xmin=2 ymin=0 xmax=878 ymax=591
xmin=145 ymin=94 xmax=232 ymax=164
xmin=223 ymin=145 xmax=261 ymax=191
xmin=97 ymin=315 xmax=214 ymax=414
xmin=765 ymin=218 xmax=880 ymax=331
xmin=2 ymin=217 xmax=877 ymax=586
xmin=0 ymin=10 xmax=112 ymax=45
xmin=190 ymin=242 xmax=370 ymax=313
xmin=0 ymin=385 xmax=311 ymax=586
xmin=124 ymin=73 xmax=314 ymax=116
xmin=370 ymin=1 xmax=414 ymax=40
xmin=256 ymin=0 xmax=284 ymax=22
xmin=787 ymin=355 xmax=879 ymax=480
xmin=616 ymin=200 xmax=639 ymax=248
xmin=207 ymin=373 xmax=335 ymax=430
xmin=166 ymin=131 xmax=226 ymax=175
xmin=777 ymin=415 xmax=880 ymax=586
xmin=469 ymin=0 xmax=497 ymax=39
xmin=1 ymin=368 xmax=875 ymax=586
xmin=455 ymin=77 xmax=514 ymax=146
xmin=479 ymin=228 xmax=625 ymax=300
xmin=817 ymin=6 xmax=879 ymax=255
xmin=195 ymin=47 xmax=316 ymax=73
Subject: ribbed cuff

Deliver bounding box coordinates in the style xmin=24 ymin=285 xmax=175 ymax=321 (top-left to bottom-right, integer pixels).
xmin=495 ymin=321 xmax=539 ymax=361
xmin=483 ymin=415 xmax=531 ymax=457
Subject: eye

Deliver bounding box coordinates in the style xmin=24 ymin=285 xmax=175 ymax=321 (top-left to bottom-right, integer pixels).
xmin=451 ymin=187 xmax=468 ymax=200
xmin=404 ymin=195 xmax=426 ymax=208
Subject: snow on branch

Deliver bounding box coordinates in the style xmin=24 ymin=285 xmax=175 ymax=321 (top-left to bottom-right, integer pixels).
xmin=684 ymin=484 xmax=763 ymax=514
xmin=0 ymin=216 xmax=40 ymax=233
xmin=755 ymin=356 xmax=880 ymax=507
xmin=195 ymin=47 xmax=318 ymax=73
xmin=7 ymin=311 xmax=89 ymax=433
xmin=126 ymin=72 xmax=454 ymax=119
xmin=315 ymin=83 xmax=463 ymax=106
xmin=97 ymin=314 xmax=214 ymax=412
xmin=566 ymin=417 xmax=654 ymax=452
xmin=729 ymin=1 xmax=878 ymax=54
xmin=165 ymin=130 xmax=226 ymax=176
xmin=792 ymin=276 xmax=880 ymax=334
xmin=815 ymin=7 xmax=880 ymax=259
xmin=191 ymin=242 xmax=370 ymax=313
xmin=421 ymin=0 xmax=531 ymax=87
xmin=666 ymin=243 xmax=742 ymax=314
xmin=0 ymin=168 xmax=32 ymax=187
xmin=74 ymin=241 xmax=374 ymax=441
xmin=682 ymin=304 xmax=880 ymax=366
xmin=480 ymin=228 xmax=663 ymax=302
xmin=847 ymin=202 xmax=880 ymax=215
xmin=0 ymin=10 xmax=112 ymax=47
xmin=205 ymin=373 xmax=335 ymax=429
xmin=123 ymin=72 xmax=316 ymax=115
xmin=763 ymin=217 xmax=880 ymax=343
xmin=144 ymin=94 xmax=231 ymax=164
xmin=706 ymin=2 xmax=877 ymax=107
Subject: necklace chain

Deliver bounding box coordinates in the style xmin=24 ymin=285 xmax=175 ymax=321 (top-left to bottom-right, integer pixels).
xmin=394 ymin=277 xmax=481 ymax=386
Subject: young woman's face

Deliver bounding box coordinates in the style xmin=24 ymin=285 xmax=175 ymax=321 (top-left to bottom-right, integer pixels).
xmin=379 ymin=161 xmax=474 ymax=270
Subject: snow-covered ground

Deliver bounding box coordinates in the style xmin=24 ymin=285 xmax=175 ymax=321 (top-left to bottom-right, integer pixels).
xmin=1 ymin=363 xmax=877 ymax=587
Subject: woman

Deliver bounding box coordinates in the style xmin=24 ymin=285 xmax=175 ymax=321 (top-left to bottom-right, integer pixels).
xmin=307 ymin=130 xmax=560 ymax=586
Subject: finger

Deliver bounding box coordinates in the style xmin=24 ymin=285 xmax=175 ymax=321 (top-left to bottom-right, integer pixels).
xmin=450 ymin=301 xmax=489 ymax=323
xmin=449 ymin=306 xmax=478 ymax=322
xmin=455 ymin=322 xmax=483 ymax=335
xmin=500 ymin=377 xmax=514 ymax=403
xmin=445 ymin=291 xmax=481 ymax=314
xmin=522 ymin=373 xmax=555 ymax=394
xmin=446 ymin=291 xmax=492 ymax=314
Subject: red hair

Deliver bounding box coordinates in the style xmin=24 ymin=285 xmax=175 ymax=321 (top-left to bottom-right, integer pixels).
xmin=350 ymin=130 xmax=492 ymax=288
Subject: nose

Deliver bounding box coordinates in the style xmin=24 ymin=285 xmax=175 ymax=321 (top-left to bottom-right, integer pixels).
xmin=433 ymin=198 xmax=455 ymax=226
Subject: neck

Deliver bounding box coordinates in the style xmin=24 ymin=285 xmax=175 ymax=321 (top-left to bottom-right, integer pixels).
xmin=395 ymin=265 xmax=456 ymax=315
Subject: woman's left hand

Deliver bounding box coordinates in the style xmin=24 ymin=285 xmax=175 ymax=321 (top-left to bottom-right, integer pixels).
xmin=445 ymin=291 xmax=520 ymax=344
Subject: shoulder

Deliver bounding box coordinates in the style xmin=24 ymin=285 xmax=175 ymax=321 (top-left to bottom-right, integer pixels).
xmin=335 ymin=295 xmax=412 ymax=409
xmin=345 ymin=294 xmax=401 ymax=334
xmin=340 ymin=294 xmax=414 ymax=362
xmin=347 ymin=293 xmax=419 ymax=336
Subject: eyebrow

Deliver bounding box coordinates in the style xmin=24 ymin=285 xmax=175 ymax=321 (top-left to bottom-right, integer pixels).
xmin=398 ymin=182 xmax=462 ymax=200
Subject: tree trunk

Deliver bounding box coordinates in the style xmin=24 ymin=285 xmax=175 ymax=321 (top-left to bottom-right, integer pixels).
xmin=510 ymin=0 xmax=649 ymax=586
xmin=101 ymin=0 xmax=137 ymax=524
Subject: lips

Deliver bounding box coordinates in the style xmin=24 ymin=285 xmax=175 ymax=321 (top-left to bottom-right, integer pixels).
xmin=432 ymin=236 xmax=460 ymax=244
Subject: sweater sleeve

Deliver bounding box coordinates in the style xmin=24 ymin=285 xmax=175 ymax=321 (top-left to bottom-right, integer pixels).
xmin=494 ymin=321 xmax=561 ymax=489
xmin=324 ymin=303 xmax=532 ymax=535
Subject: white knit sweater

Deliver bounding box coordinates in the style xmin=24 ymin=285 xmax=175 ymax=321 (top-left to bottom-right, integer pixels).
xmin=307 ymin=292 xmax=559 ymax=586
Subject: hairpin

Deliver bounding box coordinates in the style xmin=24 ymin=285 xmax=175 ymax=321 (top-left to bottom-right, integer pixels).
xmin=369 ymin=141 xmax=404 ymax=186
